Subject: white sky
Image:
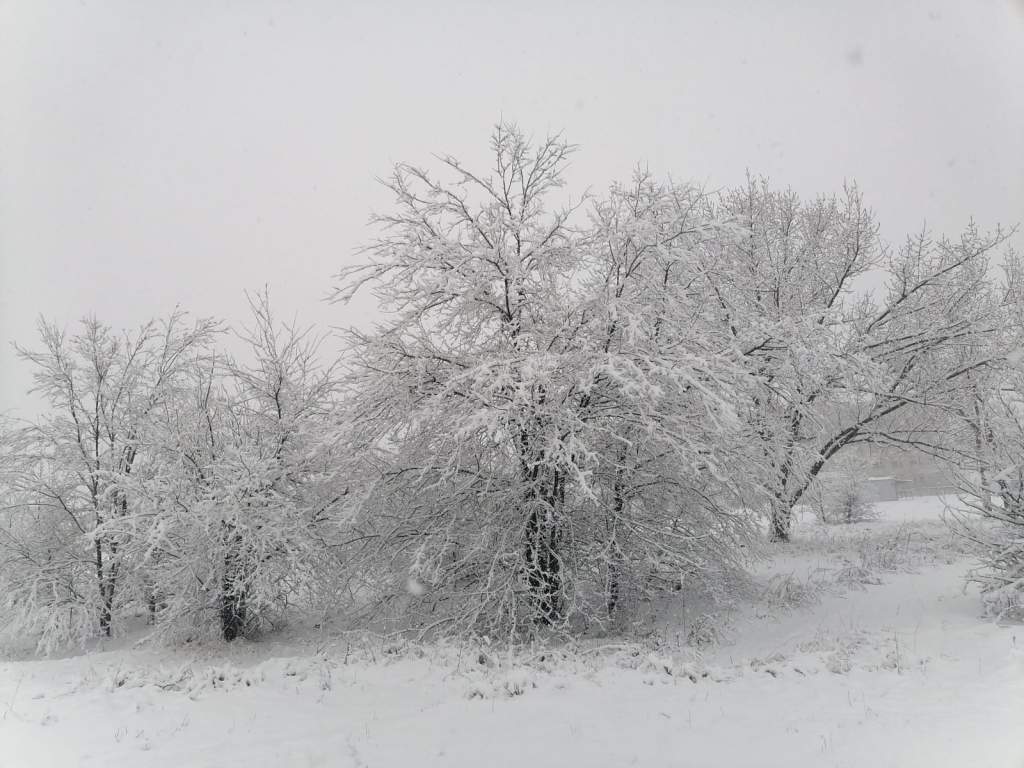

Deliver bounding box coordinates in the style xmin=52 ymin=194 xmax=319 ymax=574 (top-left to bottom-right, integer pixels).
xmin=2 ymin=0 xmax=1022 ymax=416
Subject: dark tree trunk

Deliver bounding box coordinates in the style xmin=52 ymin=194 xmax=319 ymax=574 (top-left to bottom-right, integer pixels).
xmin=220 ymin=587 xmax=247 ymax=642
xmin=220 ymin=526 xmax=248 ymax=641
xmin=524 ymin=472 xmax=563 ymax=624
xmin=98 ymin=596 xmax=113 ymax=636
xmin=770 ymin=471 xmax=820 ymax=542
xmin=95 ymin=538 xmax=117 ymax=636
xmin=606 ymin=554 xmax=622 ymax=617
xmin=100 ymin=581 xmax=115 ymax=636
xmin=94 ymin=538 xmax=109 ymax=635
xmin=768 ymin=504 xmax=792 ymax=543
xmin=606 ymin=479 xmax=626 ymax=617
xmin=525 ymin=508 xmax=561 ymax=623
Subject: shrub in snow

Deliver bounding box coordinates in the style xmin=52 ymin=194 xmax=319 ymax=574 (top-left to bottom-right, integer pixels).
xmin=829 ymin=486 xmax=878 ymax=525
xmin=501 ymin=668 xmax=535 ymax=697
xmin=856 ymin=527 xmax=916 ymax=572
xmin=954 ymin=503 xmax=1024 ymax=620
xmin=979 ymin=584 xmax=1023 ymax=621
xmin=685 ymin=612 xmax=723 ymax=648
xmin=641 ymin=653 xmax=675 ymax=676
xmin=948 ymin=332 xmax=1024 ymax=619
xmin=809 ymin=464 xmax=878 ymax=526
xmin=825 ymin=648 xmax=853 ymax=675
xmin=462 ymin=667 xmax=535 ymax=700
xmin=761 ymin=572 xmax=825 ymax=610
xmin=834 ymin=564 xmax=883 ymax=588
xmin=464 ymin=679 xmax=492 ymax=700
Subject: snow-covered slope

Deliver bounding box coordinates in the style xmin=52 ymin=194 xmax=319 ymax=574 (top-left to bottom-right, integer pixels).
xmin=1 ymin=496 xmax=1021 ymax=768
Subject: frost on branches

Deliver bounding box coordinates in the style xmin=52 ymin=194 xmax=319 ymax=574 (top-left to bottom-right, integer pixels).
xmin=130 ymin=293 xmax=351 ymax=643
xmin=1 ymin=312 xmax=219 ymax=648
xmin=0 ymin=297 xmax=352 ymax=649
xmin=0 ymin=122 xmax=1016 ymax=649
xmin=949 ymin=252 xmax=1024 ymax=618
xmin=333 ymin=125 xmax=765 ymax=637
xmin=704 ymin=179 xmax=1008 ymax=541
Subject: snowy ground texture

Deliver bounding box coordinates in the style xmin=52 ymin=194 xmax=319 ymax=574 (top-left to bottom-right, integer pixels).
xmin=2 ymin=496 xmax=1022 ymax=768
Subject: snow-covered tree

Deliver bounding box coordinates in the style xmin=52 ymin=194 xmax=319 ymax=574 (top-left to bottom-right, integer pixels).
xmin=3 ymin=123 xmax=1012 ymax=650
xmin=333 ymin=125 xmax=762 ymax=637
xmin=806 ymin=453 xmax=878 ymax=525
xmin=128 ymin=292 xmax=350 ymax=641
xmin=704 ymin=178 xmax=1009 ymax=541
xmin=949 ymin=370 xmax=1024 ymax=618
xmin=1 ymin=295 xmax=352 ymax=647
xmin=697 ymin=179 xmax=879 ymax=540
xmin=946 ymin=250 xmax=1024 ymax=617
xmin=579 ymin=173 xmax=764 ymax=617
xmin=1 ymin=312 xmax=219 ymax=647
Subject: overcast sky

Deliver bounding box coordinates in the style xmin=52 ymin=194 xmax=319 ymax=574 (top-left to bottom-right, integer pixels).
xmin=2 ymin=0 xmax=1022 ymax=416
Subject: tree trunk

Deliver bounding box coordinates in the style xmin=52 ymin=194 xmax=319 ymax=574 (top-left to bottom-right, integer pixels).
xmin=770 ymin=442 xmax=837 ymax=542
xmin=768 ymin=502 xmax=792 ymax=543
xmin=606 ymin=479 xmax=626 ymax=617
xmin=95 ymin=538 xmax=117 ymax=636
xmin=98 ymin=597 xmax=113 ymax=636
xmin=525 ymin=509 xmax=561 ymax=623
xmin=100 ymin=577 xmax=116 ymax=636
xmin=606 ymin=551 xmax=623 ymax=617
xmin=220 ymin=572 xmax=247 ymax=642
xmin=220 ymin=526 xmax=248 ymax=641
xmin=524 ymin=473 xmax=563 ymax=624
xmin=220 ymin=586 xmax=247 ymax=642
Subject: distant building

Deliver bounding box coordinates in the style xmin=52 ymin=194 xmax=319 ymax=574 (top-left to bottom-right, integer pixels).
xmin=859 ymin=476 xmax=899 ymax=502
xmin=857 ymin=474 xmax=955 ymax=501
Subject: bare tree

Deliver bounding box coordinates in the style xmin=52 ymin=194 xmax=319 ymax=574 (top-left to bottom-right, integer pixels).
xmin=2 ymin=311 xmax=219 ymax=646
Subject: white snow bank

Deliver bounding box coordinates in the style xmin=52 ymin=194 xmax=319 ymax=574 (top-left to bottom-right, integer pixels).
xmin=0 ymin=497 xmax=1021 ymax=768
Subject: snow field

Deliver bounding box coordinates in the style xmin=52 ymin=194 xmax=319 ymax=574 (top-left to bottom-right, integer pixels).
xmin=1 ymin=496 xmax=1021 ymax=768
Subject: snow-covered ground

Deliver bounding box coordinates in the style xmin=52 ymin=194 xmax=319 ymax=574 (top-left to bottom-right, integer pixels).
xmin=1 ymin=496 xmax=1021 ymax=768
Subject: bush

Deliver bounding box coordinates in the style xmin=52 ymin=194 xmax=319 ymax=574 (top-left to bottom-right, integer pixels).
xmin=814 ymin=482 xmax=878 ymax=525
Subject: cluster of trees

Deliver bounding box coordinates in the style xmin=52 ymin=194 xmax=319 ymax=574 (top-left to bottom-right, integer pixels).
xmin=0 ymin=298 xmax=351 ymax=648
xmin=0 ymin=124 xmax=1018 ymax=648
